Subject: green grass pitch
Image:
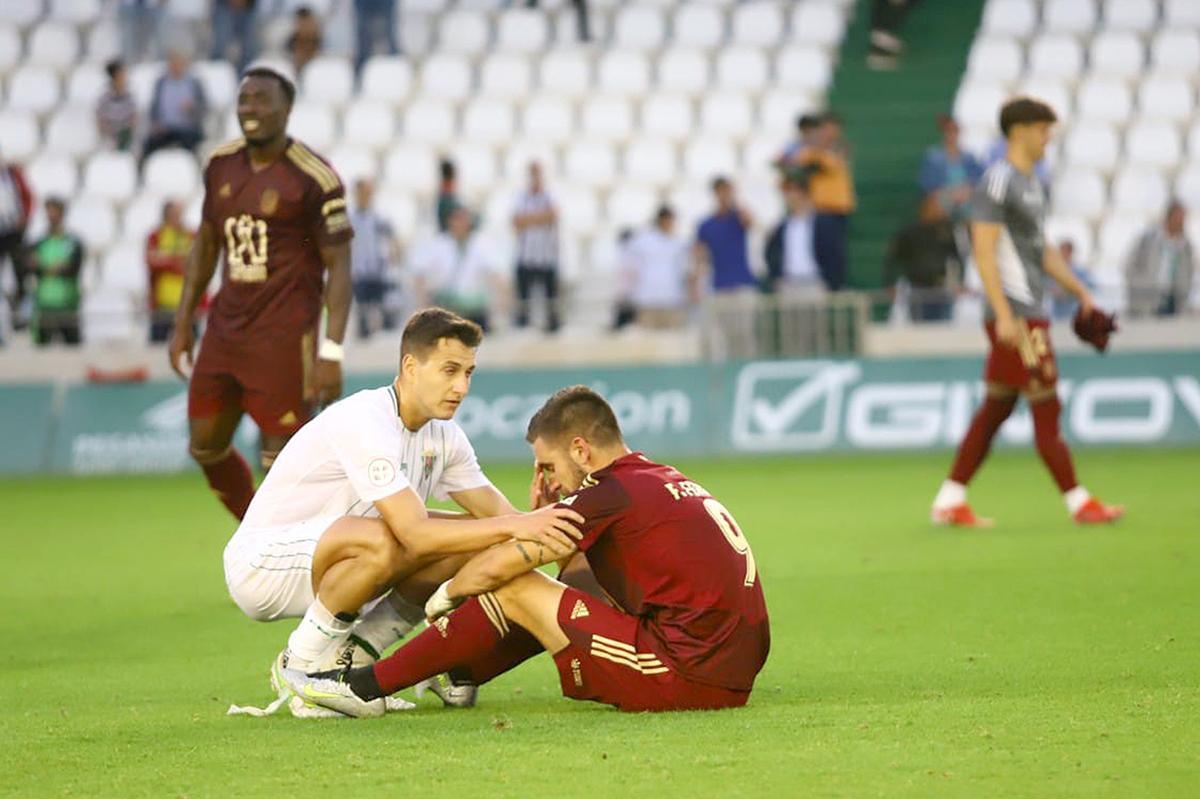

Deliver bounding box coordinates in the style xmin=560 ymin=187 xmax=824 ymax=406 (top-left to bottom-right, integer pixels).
xmin=1 ymin=448 xmax=1198 ymax=798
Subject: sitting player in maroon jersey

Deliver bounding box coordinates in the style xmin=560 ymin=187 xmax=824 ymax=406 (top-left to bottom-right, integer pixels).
xmin=169 ymin=64 xmax=353 ymax=521
xmin=282 ymin=385 xmax=771 ymax=716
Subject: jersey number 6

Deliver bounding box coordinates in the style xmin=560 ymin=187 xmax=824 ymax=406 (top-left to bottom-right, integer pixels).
xmin=703 ymin=498 xmax=758 ymax=588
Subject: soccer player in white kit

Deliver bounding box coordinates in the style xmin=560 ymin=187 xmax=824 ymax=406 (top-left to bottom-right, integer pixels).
xmin=222 ymin=308 xmax=584 ymax=714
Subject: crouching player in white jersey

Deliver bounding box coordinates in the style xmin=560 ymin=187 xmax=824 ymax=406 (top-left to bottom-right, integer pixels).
xmin=223 ymin=308 xmax=584 ymax=716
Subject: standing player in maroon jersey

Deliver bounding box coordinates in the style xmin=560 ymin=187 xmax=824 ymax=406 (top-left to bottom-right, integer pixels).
xmin=168 ymin=65 xmax=352 ymax=520
xmin=282 ymin=385 xmax=770 ymax=716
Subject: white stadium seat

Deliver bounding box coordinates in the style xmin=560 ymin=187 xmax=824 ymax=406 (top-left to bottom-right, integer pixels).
xmin=1089 ymin=31 xmax=1144 ymax=78
xmin=1045 ymin=216 xmax=1095 ymax=262
xmin=1043 ymin=0 xmax=1097 ymax=34
xmin=86 ymin=20 xmax=119 ymax=62
xmin=598 ymin=51 xmax=650 ymax=96
xmin=100 ymin=241 xmax=147 ymax=294
xmin=0 ymin=0 xmax=44 ymax=29
xmin=342 ymin=99 xmax=397 ymax=150
xmin=1188 ymin=121 xmax=1200 ymax=158
xmin=360 ymin=57 xmax=413 ymax=105
xmin=300 ymin=57 xmax=354 ymax=107
xmin=437 ymin=10 xmax=491 ymax=55
xmin=419 ymin=54 xmax=472 ymax=101
xmin=674 ymin=5 xmax=724 ymax=49
xmin=1174 ymin=165 xmax=1200 ymax=211
xmin=7 ymin=65 xmax=60 ymax=115
xmin=582 ymin=96 xmax=635 ymax=142
xmin=1063 ymin=123 xmax=1121 ymax=172
xmin=683 ymin=138 xmax=738 ymax=183
xmin=82 ymin=151 xmax=137 ymax=202
xmin=623 ymin=140 xmax=677 ymax=187
xmin=450 ymin=144 xmax=496 ymax=196
xmin=1165 ymin=0 xmax=1200 ymax=26
xmin=67 ymin=195 xmax=117 ymax=251
xmin=479 ymin=53 xmax=532 ymax=100
xmin=792 ymin=1 xmax=846 ymax=49
xmin=1052 ymin=168 xmax=1107 ymax=219
xmin=657 ymin=48 xmax=709 ymax=95
xmin=776 ymin=46 xmax=834 ymax=93
xmin=496 ymin=9 xmax=548 ymax=53
xmin=402 ymin=97 xmax=455 ymax=143
xmin=716 ymin=47 xmax=770 ymax=92
xmin=1110 ymin=167 xmax=1169 ymax=215
xmin=700 ymin=93 xmax=754 ymax=139
xmin=383 ymin=143 xmax=437 ymax=194
xmin=0 ymin=24 xmax=21 ymax=75
xmin=1028 ymin=34 xmax=1084 ymax=80
xmin=461 ymin=98 xmax=515 ymax=145
xmin=1138 ymin=77 xmax=1195 ymax=123
xmin=760 ymin=90 xmax=820 ymax=133
xmin=564 ymin=141 xmax=617 ymax=188
xmin=327 ymin=146 xmax=377 ymax=185
xmin=45 ymin=108 xmax=99 ymax=158
xmin=980 ymin=0 xmax=1039 ymax=38
xmin=732 ymin=2 xmax=785 ymax=48
xmin=1125 ymin=121 xmax=1183 ymax=171
xmin=640 ymin=93 xmax=695 ymax=141
xmin=539 ymin=51 xmax=590 ymax=98
xmin=129 ymin=61 xmax=163 ymax=110
xmin=967 ymin=37 xmax=1024 ymax=84
xmin=605 ymin=185 xmax=660 ymax=229
xmin=1075 ymin=78 xmax=1132 ymax=125
xmin=556 ymin=186 xmax=599 ymax=236
xmin=0 ymin=110 xmax=39 ymax=161
xmin=287 ymin=103 xmax=336 ymax=151
xmin=66 ymin=63 xmax=107 ymax=105
xmin=28 ymin=155 xmax=79 ymax=197
xmin=167 ymin=0 xmax=210 ymax=21
xmin=502 ymin=144 xmax=558 ymax=184
xmin=50 ymin=0 xmax=101 ymax=25
xmin=27 ymin=22 xmax=80 ymax=72
xmin=740 ymin=177 xmax=784 ymax=227
xmin=373 ymin=188 xmax=418 ymax=240
xmin=194 ymin=60 xmax=237 ymax=111
xmin=1096 ymin=213 xmax=1146 ymax=268
xmin=613 ymin=6 xmax=666 ymax=51
xmin=555 ymin=4 xmax=610 ymax=49
xmin=82 ymin=285 xmax=138 ymax=343
xmin=522 ymin=97 xmax=574 ymax=143
xmin=742 ymin=134 xmax=784 ymax=178
xmin=953 ymin=82 xmax=1009 ymax=129
xmin=1102 ymin=0 xmax=1157 ymax=32
xmin=1016 ymin=78 xmax=1073 ymax=123
xmin=1151 ymin=31 xmax=1200 ymax=75
xmin=122 ymin=195 xmax=167 ymax=243
xmin=665 ymin=181 xmax=711 ymax=233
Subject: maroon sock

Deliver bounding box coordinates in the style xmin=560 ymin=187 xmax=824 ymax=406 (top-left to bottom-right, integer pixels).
xmin=949 ymin=394 xmax=1018 ymax=485
xmin=449 ymin=627 xmax=544 ymax=685
xmin=371 ymin=595 xmax=507 ymax=696
xmin=200 ymin=449 xmax=255 ymax=520
xmin=1031 ymin=397 xmax=1078 ymax=492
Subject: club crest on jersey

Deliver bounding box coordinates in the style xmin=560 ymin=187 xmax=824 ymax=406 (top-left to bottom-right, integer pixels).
xmin=260 ymin=188 xmax=280 ymax=215
xmin=422 ymin=448 xmax=435 ymax=483
xmin=218 ymin=183 xmax=232 ymax=198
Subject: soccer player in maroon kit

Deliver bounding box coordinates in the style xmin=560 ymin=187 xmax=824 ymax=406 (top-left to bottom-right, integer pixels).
xmin=283 ymin=385 xmax=770 ymax=715
xmin=168 ymin=65 xmax=352 ymax=520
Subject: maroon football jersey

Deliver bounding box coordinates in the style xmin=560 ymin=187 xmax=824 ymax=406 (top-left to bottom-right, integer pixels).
xmin=200 ymin=138 xmax=352 ymax=341
xmin=560 ymin=453 xmax=770 ymax=691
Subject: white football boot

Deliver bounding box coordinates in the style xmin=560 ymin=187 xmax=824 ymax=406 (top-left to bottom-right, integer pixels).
xmin=414 ymin=673 xmax=478 ymax=708
xmin=278 ymin=666 xmax=386 ymax=718
xmin=270 ymin=649 xmax=348 ymax=719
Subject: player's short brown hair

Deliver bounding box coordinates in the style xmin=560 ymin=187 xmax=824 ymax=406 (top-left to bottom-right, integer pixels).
xmin=399 ymin=307 xmax=483 ymax=362
xmin=999 ymin=97 xmax=1057 ymax=137
xmin=526 ymin=385 xmax=624 ymax=448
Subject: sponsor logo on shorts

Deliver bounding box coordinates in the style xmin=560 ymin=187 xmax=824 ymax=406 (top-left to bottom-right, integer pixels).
xmin=433 ymin=616 xmax=450 ymax=638
xmin=570 ymin=599 xmax=590 ymax=620
xmin=367 ymin=458 xmax=397 ymax=487
xmin=570 ymin=658 xmax=583 ymax=687
xmin=277 ymin=410 xmax=298 ymax=427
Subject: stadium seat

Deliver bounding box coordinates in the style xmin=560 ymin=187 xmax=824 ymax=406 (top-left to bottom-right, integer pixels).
xmin=1051 ymin=168 xmax=1107 ymax=219
xmin=760 ymin=89 xmax=820 ymax=133
xmin=461 ymin=98 xmax=515 ymax=145
xmin=1042 ymin=0 xmax=1098 ymax=34
xmin=287 ymin=102 xmax=337 ymax=151
xmin=65 ymin=63 xmax=106 ymax=106
xmin=128 ymin=61 xmax=163 ymax=110
xmin=1138 ymin=77 xmax=1195 ymax=123
xmin=700 ymin=93 xmax=754 ymax=139
xmin=966 ymin=36 xmax=1024 ymax=84
xmin=1101 ymin=0 xmax=1157 ymax=32
xmin=598 ymin=51 xmax=650 ymax=97
xmin=419 ymin=54 xmax=472 ymax=101
xmin=556 ymin=186 xmax=600 ymax=236
xmin=1027 ymin=34 xmax=1084 ymax=81
xmin=1063 ymin=123 xmax=1121 ymax=172
xmin=167 ymin=0 xmax=210 ymax=21
xmin=0 ymin=110 xmax=39 ymax=161
xmin=554 ymin=4 xmax=610 ymax=48
xmin=1173 ymin=165 xmax=1200 ymax=211
xmin=372 ymin=186 xmax=418 ymax=240
xmin=539 ymin=51 xmax=590 ymax=98
xmin=522 ymin=97 xmax=574 ymax=143
xmin=383 ymin=143 xmax=437 ymax=194
xmin=450 ymin=144 xmax=496 ymax=196
xmin=674 ymin=5 xmax=725 ymax=49
xmin=740 ymin=177 xmax=784 ymax=227
xmin=605 ymin=185 xmax=660 ymax=229
xmin=1125 ymin=121 xmax=1183 ymax=171
xmin=502 ymin=143 xmax=557 ymax=184
xmin=0 ymin=0 xmax=43 ymax=28
xmin=1015 ymin=78 xmax=1073 ymax=123
xmin=776 ymin=46 xmax=833 ymax=93
xmin=495 ymin=11 xmax=547 ymax=55
xmin=980 ymin=0 xmax=1039 ymax=38
xmin=1165 ymin=0 xmax=1200 ymax=26
xmin=66 ymin=195 xmax=117 ymax=251
xmin=1151 ymin=30 xmax=1200 ymax=75
xmin=1088 ymin=31 xmax=1144 ymax=79
xmin=6 ymin=65 xmax=60 ymax=115
xmin=27 ymin=22 xmax=80 ymax=72
xmin=953 ymin=82 xmax=1009 ymax=129
xmin=300 ymin=57 xmax=354 ymax=107
xmin=327 ymin=145 xmax=377 ymax=185
xmin=100 ymin=240 xmax=147 ymax=295
xmin=1096 ymin=212 xmax=1147 ymax=267
xmin=564 ymin=141 xmax=617 ymax=188
xmin=582 ymin=96 xmax=635 ymax=142
xmin=613 ymin=6 xmax=666 ymax=51
xmin=657 ymin=48 xmax=709 ymax=96
xmin=51 ymin=0 xmax=101 ymax=24
xmin=1045 ymin=216 xmax=1095 ymax=262
xmin=731 ymin=1 xmax=785 ymax=48
xmin=716 ymin=47 xmax=769 ymax=93
xmin=122 ymin=194 xmax=166 ymax=243
xmin=623 ymin=139 xmax=677 ymax=187
xmin=360 ymin=57 xmax=413 ymax=105
xmin=640 ymin=93 xmax=695 ymax=141
xmin=683 ymin=138 xmax=738 ymax=183
xmin=0 ymin=24 xmax=20 ymax=76
xmin=82 ymin=285 xmax=139 ymax=343
xmin=1075 ymin=78 xmax=1132 ymax=125
xmin=1110 ymin=167 xmax=1169 ymax=215
xmin=86 ymin=20 xmax=118 ymax=62
xmin=791 ymin=1 xmax=846 ymax=49
xmin=342 ymin=99 xmax=397 ymax=150
xmin=437 ymin=10 xmax=491 ymax=55
xmin=401 ymin=97 xmax=455 ymax=144
xmin=45 ymin=108 xmax=99 ymax=158
xmin=742 ymin=134 xmax=784 ymax=178
xmin=82 ymin=151 xmax=137 ymax=202
xmin=27 ymin=154 xmax=79 ymax=197
xmin=479 ymin=53 xmax=532 ymax=100
xmin=665 ymin=180 xmax=711 ymax=233
xmin=193 ymin=60 xmax=237 ymax=112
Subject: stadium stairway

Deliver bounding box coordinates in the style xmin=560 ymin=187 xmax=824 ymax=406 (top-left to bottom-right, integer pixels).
xmin=827 ymin=0 xmax=987 ymax=293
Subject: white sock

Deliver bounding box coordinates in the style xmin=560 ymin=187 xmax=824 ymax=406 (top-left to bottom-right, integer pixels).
xmin=1064 ymin=486 xmax=1091 ymax=515
xmin=932 ymin=479 xmax=967 ymax=510
xmin=351 ymin=592 xmax=426 ymax=658
xmin=286 ymin=598 xmax=354 ymax=671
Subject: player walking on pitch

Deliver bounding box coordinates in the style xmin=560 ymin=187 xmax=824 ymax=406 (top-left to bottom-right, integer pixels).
xmin=931 ymin=98 xmax=1123 ymax=527
xmin=284 ymin=385 xmax=771 ymax=716
xmin=169 ymin=65 xmax=352 ymax=520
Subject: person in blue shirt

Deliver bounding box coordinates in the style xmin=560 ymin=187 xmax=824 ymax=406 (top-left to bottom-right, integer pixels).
xmin=919 ymin=115 xmax=985 ymax=223
xmin=695 ymin=177 xmax=758 ymax=359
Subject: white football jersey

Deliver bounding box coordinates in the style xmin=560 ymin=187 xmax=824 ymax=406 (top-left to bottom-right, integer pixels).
xmin=238 ymin=385 xmax=490 ymax=531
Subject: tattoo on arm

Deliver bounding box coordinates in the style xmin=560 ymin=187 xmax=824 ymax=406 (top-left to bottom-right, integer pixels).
xmin=516 ymin=542 xmax=533 ymax=564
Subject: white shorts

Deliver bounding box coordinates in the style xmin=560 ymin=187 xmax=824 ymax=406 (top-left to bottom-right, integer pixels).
xmin=223 ymin=514 xmax=343 ymax=622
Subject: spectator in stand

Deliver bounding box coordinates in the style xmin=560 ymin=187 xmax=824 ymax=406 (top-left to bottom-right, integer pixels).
xmin=778 ymin=114 xmax=823 ymax=166
xmin=119 ymin=0 xmax=164 ymax=62
xmin=516 ymin=0 xmax=590 ymax=42
xmin=96 ymin=60 xmax=138 ymax=153
xmin=786 ymin=113 xmax=854 ymax=290
xmin=868 ymin=0 xmax=916 ymax=70
xmin=348 ymin=178 xmax=399 ymax=339
xmin=25 ymin=198 xmax=84 ymax=347
xmin=919 ymin=115 xmax=983 ymax=224
xmin=611 ymin=227 xmax=637 ymax=331
xmin=0 ymin=150 xmax=33 ymax=342
xmin=882 ymin=194 xmax=961 ymax=323
xmin=765 ymin=176 xmax=833 ymax=353
xmin=287 ymin=6 xmax=324 ymax=76
xmin=146 ymin=200 xmax=196 ymax=343
xmin=142 ymin=50 xmax=208 ymax=165
xmin=1125 ymin=201 xmax=1194 ymax=318
xmin=627 ymin=206 xmax=694 ymax=330
xmin=211 ymin=0 xmax=258 ymax=74
xmin=355 ymin=0 xmax=400 ymax=72
xmin=695 ymin=176 xmax=758 ymax=358
xmin=411 ymin=206 xmax=506 ymax=331
xmin=435 ymin=159 xmax=462 ymax=233
xmin=1047 ymin=240 xmax=1095 ymax=321
xmin=512 ymin=161 xmax=561 ymax=333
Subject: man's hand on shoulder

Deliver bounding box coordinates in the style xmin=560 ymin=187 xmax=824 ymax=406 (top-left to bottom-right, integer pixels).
xmin=508 ymin=505 xmax=584 ymax=558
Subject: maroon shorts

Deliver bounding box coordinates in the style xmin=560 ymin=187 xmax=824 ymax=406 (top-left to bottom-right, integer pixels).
xmin=551 ymin=587 xmax=749 ymax=713
xmin=984 ymin=318 xmax=1058 ymax=396
xmin=188 ymin=330 xmax=314 ymax=436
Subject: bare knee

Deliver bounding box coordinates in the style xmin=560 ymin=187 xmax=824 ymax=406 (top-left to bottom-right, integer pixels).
xmin=189 ymin=442 xmax=232 ymax=466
